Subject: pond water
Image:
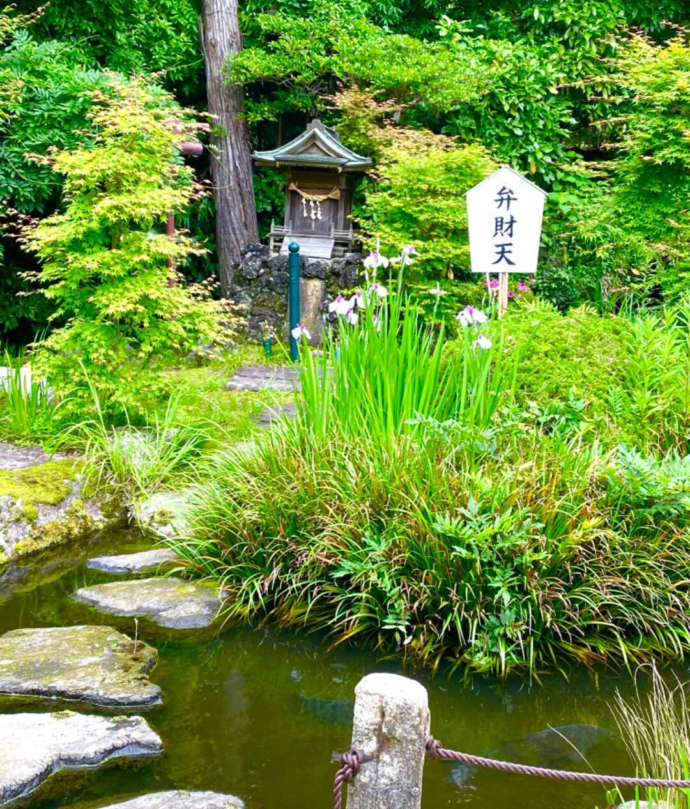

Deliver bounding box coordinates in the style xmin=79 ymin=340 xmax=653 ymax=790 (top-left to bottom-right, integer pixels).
xmin=0 ymin=528 xmax=679 ymax=809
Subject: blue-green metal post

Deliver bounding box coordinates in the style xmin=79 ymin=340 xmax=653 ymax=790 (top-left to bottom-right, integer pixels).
xmin=288 ymin=241 xmax=301 ymax=362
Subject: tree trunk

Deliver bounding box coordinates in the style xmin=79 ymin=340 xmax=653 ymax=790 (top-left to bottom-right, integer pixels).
xmin=200 ymin=0 xmax=258 ymax=296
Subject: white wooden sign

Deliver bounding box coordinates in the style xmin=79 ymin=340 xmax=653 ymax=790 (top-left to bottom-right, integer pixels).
xmin=466 ymin=166 xmax=547 ymax=275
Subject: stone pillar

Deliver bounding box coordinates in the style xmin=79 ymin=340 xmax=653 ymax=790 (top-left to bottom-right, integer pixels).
xmin=346 ymin=673 xmax=429 ymax=809
xmin=299 ymin=277 xmax=325 ymax=345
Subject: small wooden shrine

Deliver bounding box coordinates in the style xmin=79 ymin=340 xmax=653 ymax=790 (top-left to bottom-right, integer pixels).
xmin=253 ymin=119 xmax=372 ymax=259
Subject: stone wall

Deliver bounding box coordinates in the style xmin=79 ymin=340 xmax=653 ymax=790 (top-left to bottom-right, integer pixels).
xmin=230 ymin=243 xmax=365 ymax=344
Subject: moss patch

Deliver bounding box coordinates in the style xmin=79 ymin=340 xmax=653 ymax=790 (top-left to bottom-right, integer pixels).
xmin=12 ymin=504 xmax=98 ymax=558
xmin=0 ymin=459 xmax=80 ymax=513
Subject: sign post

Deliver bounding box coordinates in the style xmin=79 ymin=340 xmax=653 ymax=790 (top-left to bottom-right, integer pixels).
xmin=466 ymin=166 xmax=547 ymax=318
xmin=288 ymin=241 xmax=301 ymax=362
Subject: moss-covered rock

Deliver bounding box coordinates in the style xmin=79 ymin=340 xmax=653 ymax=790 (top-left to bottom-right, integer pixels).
xmin=0 ymin=444 xmax=124 ymax=563
xmin=132 ymin=490 xmax=190 ymax=540
xmin=0 ymin=459 xmax=77 ymax=509
xmin=0 ymin=625 xmax=161 ymax=708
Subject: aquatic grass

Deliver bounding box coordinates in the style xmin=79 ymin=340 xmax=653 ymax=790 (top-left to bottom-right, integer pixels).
xmin=610 ymin=666 xmax=690 ymax=809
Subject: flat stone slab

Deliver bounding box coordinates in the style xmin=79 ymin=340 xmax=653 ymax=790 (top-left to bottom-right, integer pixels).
xmin=0 ymin=711 xmax=162 ymax=805
xmin=88 ymin=791 xmax=244 ymax=809
xmin=73 ymin=578 xmax=222 ymax=630
xmin=257 ymin=401 xmax=298 ymax=428
xmin=87 ymin=549 xmax=178 ymax=575
xmin=0 ymin=626 xmax=161 ymax=708
xmin=225 ymin=365 xmax=299 ymax=392
xmin=0 ymin=443 xmax=69 ymax=471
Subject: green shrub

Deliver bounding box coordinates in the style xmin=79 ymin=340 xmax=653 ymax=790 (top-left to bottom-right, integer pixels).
xmin=576 ymin=32 xmax=690 ymax=304
xmin=24 ymin=76 xmax=231 ymax=415
xmin=444 ymin=300 xmax=690 ymax=452
xmin=353 ymin=126 xmax=496 ymax=278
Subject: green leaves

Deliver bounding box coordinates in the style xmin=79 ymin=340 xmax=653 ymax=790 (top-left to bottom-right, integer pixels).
xmin=354 ymin=129 xmax=495 ymax=274
xmin=573 ymin=32 xmax=690 ymax=303
xmin=23 ymin=76 xmax=226 ymax=414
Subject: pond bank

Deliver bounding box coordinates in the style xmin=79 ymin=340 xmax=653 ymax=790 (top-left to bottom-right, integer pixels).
xmin=0 ymin=443 xmax=123 ymax=564
xmin=0 ymin=524 xmax=673 ymax=809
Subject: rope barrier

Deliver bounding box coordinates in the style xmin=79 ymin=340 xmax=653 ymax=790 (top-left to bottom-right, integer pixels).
xmin=426 ymin=736 xmax=690 ymax=789
xmin=333 ymin=749 xmax=365 ymax=809
xmin=332 ymin=738 xmax=690 ymax=809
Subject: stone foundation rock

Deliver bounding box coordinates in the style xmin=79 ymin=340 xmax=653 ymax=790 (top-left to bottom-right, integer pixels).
xmin=230 ymin=243 xmax=365 ymax=344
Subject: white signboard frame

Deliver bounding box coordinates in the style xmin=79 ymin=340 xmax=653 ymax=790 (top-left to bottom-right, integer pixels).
xmin=466 ymin=166 xmax=547 ymax=315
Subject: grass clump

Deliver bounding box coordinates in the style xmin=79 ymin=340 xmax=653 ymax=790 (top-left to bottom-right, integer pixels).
xmin=74 ymin=386 xmax=209 ymax=505
xmin=172 ymin=288 xmax=690 ymax=677
xmin=174 ymin=423 xmax=690 ymax=676
xmin=610 ymin=666 xmax=690 ymax=809
xmin=0 ymin=352 xmax=60 ymax=442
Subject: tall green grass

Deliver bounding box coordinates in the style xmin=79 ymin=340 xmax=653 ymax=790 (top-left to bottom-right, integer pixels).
xmin=610 ymin=666 xmax=690 ymax=809
xmin=0 ymin=351 xmax=57 ymax=441
xmin=172 ymin=295 xmax=690 ymax=676
xmin=299 ymin=280 xmax=521 ymax=444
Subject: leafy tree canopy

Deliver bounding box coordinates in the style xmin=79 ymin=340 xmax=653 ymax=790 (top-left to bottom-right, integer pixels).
xmin=14 ymin=0 xmax=203 ymax=97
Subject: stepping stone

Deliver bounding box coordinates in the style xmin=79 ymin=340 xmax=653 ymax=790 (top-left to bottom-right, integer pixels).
xmin=257 ymin=401 xmax=298 ymax=428
xmin=73 ymin=578 xmax=223 ymax=630
xmin=0 ymin=711 xmax=162 ymax=805
xmin=87 ymin=549 xmax=178 ymax=575
xmin=225 ymin=365 xmax=299 ymax=392
xmin=0 ymin=626 xmax=161 ymax=708
xmin=85 ymin=791 xmax=244 ymax=809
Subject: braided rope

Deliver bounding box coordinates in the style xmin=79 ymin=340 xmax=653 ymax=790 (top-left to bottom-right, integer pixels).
xmin=332 ymin=736 xmax=690 ymax=809
xmin=425 ymin=737 xmax=690 ymax=789
xmin=333 ymin=749 xmax=365 ymax=809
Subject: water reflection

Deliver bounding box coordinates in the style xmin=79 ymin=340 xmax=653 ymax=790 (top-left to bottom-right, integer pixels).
xmin=0 ymin=529 xmax=674 ymax=809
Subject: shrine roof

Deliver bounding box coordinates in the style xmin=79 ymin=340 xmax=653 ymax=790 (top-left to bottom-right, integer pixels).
xmin=253 ymin=119 xmax=372 ymax=171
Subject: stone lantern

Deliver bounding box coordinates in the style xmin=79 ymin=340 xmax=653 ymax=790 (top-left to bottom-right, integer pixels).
xmin=252 ymin=119 xmax=372 ymax=259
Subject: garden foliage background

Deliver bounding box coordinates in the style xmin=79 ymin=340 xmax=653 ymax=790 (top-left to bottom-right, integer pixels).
xmin=1 ymin=0 xmax=690 ymax=342
xmin=2 ymin=0 xmax=690 ymax=681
